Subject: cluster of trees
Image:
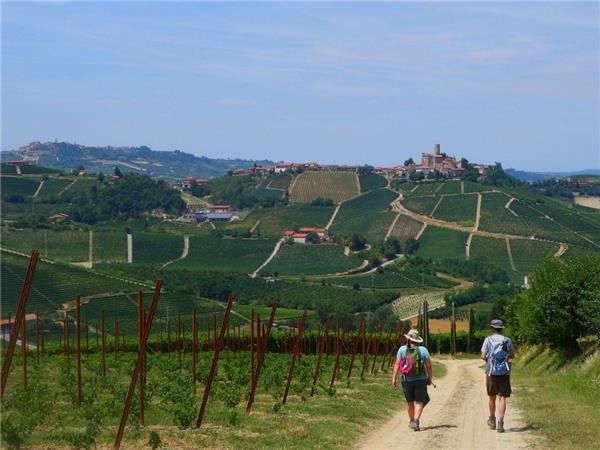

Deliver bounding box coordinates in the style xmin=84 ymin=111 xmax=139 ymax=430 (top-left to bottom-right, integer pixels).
xmin=311 ymin=197 xmax=334 ymax=206
xmin=506 ymin=254 xmax=600 ymax=355
xmin=527 ymin=178 xmax=600 ymax=199
xmin=67 ymin=172 xmax=185 ymax=224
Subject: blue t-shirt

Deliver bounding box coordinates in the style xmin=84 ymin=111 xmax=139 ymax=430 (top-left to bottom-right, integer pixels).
xmin=397 ymin=345 xmax=430 ymax=381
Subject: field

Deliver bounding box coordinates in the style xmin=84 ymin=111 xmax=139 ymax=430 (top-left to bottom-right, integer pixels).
xmin=510 ymin=239 xmax=559 ymax=277
xmin=253 ymin=177 xmax=285 ymax=200
xmin=290 ymin=171 xmax=359 ymax=203
xmin=0 ymin=201 xmax=69 ymax=220
xmin=1 ymin=228 xmax=90 ymax=262
xmin=359 ymin=173 xmax=387 ymax=192
xmin=416 ymin=227 xmax=468 ymax=260
xmin=171 ymin=236 xmax=276 ymax=273
xmin=93 ymin=231 xmax=128 ymax=262
xmin=387 ymin=214 xmax=423 ymax=242
xmin=478 ymin=192 xmax=532 ymax=236
xmin=268 ymin=172 xmax=292 ymax=190
xmin=411 ymin=181 xmax=443 ymax=196
xmin=433 ymin=194 xmax=477 ymax=225
xmin=437 ymin=180 xmax=462 ymax=194
xmin=262 ymin=244 xmax=364 ymax=276
xmin=131 ymin=232 xmax=184 ymax=265
xmin=329 ymin=189 xmax=398 ymax=242
xmin=1 ymin=251 xmax=140 ymax=316
xmin=401 ymin=195 xmax=439 ymax=216
xmin=329 ymin=267 xmax=455 ymax=289
xmin=462 ymin=181 xmax=494 ymax=193
xmin=0 ymin=176 xmax=41 ymax=197
xmin=37 ymin=177 xmax=73 ymax=198
xmin=244 ymin=204 xmax=334 ymax=238
xmin=469 ymin=236 xmax=514 ymax=278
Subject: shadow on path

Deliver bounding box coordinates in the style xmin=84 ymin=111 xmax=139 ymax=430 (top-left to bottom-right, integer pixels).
xmin=420 ymin=424 xmax=458 ymax=431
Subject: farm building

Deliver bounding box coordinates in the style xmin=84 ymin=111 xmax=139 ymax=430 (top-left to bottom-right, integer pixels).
xmin=0 ymin=313 xmax=39 ymax=338
xmin=181 ymin=176 xmax=209 ymax=189
xmin=283 ymin=227 xmax=329 ymax=244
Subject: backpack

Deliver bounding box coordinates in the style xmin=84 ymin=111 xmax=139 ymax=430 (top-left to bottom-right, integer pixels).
xmin=399 ymin=346 xmax=424 ymax=378
xmin=489 ymin=338 xmax=510 ymax=376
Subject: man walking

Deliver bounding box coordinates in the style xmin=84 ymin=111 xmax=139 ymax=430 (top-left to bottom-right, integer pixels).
xmin=480 ymin=319 xmax=515 ymax=433
xmin=392 ymin=329 xmax=433 ymax=431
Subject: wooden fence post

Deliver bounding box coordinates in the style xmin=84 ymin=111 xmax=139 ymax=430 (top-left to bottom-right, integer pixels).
xmin=310 ymin=314 xmax=332 ymax=397
xmin=76 ymin=296 xmax=82 ymax=409
xmin=283 ymin=310 xmax=307 ymax=404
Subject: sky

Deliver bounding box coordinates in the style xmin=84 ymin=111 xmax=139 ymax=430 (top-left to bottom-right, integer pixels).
xmin=2 ymin=2 xmax=599 ymax=171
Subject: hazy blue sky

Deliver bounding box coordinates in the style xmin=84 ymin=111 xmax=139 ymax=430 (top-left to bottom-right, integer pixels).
xmin=2 ymin=2 xmax=598 ymax=171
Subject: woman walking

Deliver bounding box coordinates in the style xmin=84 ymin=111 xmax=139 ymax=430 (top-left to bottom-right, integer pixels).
xmin=391 ymin=329 xmax=433 ymax=431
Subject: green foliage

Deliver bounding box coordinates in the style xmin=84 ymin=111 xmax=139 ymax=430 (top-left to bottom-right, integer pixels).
xmin=507 ymin=254 xmax=600 ymax=354
xmin=311 ymin=197 xmax=334 ymax=206
xmin=67 ymin=173 xmax=185 ymax=224
xmin=148 ymin=431 xmax=162 ymax=449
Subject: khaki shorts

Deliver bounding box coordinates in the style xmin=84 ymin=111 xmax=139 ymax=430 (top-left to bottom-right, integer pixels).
xmin=486 ymin=375 xmax=511 ymax=397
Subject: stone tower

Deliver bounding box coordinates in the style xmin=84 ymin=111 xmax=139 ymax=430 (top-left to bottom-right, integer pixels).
xmin=434 ymin=144 xmax=441 ymax=156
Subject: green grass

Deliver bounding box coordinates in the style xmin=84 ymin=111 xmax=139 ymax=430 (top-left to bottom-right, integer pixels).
xmin=433 ymin=194 xmax=477 ymax=224
xmin=171 ymin=235 xmax=276 ymax=272
xmin=512 ymin=345 xmax=600 ymax=450
xmin=245 ymin=204 xmax=334 ymax=238
xmin=388 ymin=214 xmax=423 ymax=242
xmin=330 ymin=189 xmax=398 ymax=242
xmin=416 ymin=226 xmax=468 ymax=260
xmin=263 ymin=244 xmax=364 ymax=276
xmin=290 ymin=171 xmax=359 ymax=203
xmin=437 ymin=180 xmax=462 ymax=194
xmin=470 ymin=236 xmax=514 ymax=279
xmin=402 ymin=196 xmax=439 ymax=216
xmin=0 ymin=175 xmax=41 ymax=197
xmin=359 ymin=173 xmax=387 ymax=192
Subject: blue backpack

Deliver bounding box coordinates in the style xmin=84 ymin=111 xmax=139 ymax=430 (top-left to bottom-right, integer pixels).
xmin=489 ymin=338 xmax=510 ymax=376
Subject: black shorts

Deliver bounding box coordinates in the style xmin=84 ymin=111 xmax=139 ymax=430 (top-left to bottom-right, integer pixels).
xmin=486 ymin=375 xmax=511 ymax=397
xmin=402 ymin=379 xmax=430 ymax=404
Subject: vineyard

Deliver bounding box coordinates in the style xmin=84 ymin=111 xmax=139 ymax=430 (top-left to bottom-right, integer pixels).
xmin=410 ymin=181 xmax=443 ymax=196
xmin=433 ymin=194 xmax=477 ymax=225
xmin=358 ymin=173 xmax=387 ymax=192
xmin=1 ymin=253 xmax=457 ymax=449
xmin=289 ymin=171 xmax=359 ymax=204
xmin=479 ymin=192 xmax=532 ymax=236
xmin=387 ymin=214 xmax=423 ymax=242
xmin=469 ymin=236 xmax=514 ymax=279
xmin=437 ymin=180 xmax=462 ymax=194
xmin=36 ymin=177 xmax=73 ymax=199
xmin=0 ymin=176 xmax=40 ymax=197
xmin=1 ymin=228 xmax=90 ymax=262
xmin=327 ymin=268 xmax=456 ymax=290
xmin=253 ymin=177 xmax=285 ymax=201
xmin=401 ymin=195 xmax=439 ymax=216
xmin=267 ymin=172 xmax=292 ymax=190
xmin=329 ymin=189 xmax=397 ymax=241
xmin=262 ymin=244 xmax=364 ymax=276
xmin=170 ymin=236 xmax=276 ymax=273
xmin=244 ymin=204 xmax=334 ymax=238
xmin=416 ymin=227 xmax=468 ymax=260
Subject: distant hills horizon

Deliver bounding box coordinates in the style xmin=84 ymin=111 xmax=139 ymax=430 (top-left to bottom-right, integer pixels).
xmin=2 ymin=141 xmax=598 ymax=181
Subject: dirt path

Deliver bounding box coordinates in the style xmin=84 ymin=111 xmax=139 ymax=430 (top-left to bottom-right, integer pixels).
xmin=326 ymin=203 xmax=342 ymax=230
xmin=250 ymin=238 xmax=284 ymax=278
xmin=32 ymin=179 xmax=44 ymax=198
xmin=356 ymin=359 xmax=534 ymax=450
xmin=460 ymin=181 xmax=464 ymax=194
xmin=474 ymin=193 xmax=482 ymax=231
xmin=385 ymin=213 xmax=401 ymax=240
xmin=162 ymin=235 xmax=189 ymax=267
xmin=58 ymin=178 xmax=78 ymax=196
xmin=505 ymin=197 xmax=518 ymax=217
xmin=435 ymin=272 xmax=474 ymax=290
xmin=506 ymin=238 xmax=517 ymax=272
xmin=430 ymin=195 xmax=444 ymax=217
xmin=465 ymin=233 xmax=473 ymax=260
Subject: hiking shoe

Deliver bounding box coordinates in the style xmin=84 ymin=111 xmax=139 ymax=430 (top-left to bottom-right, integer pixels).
xmin=487 ymin=416 xmax=496 ymax=430
xmin=497 ymin=419 xmax=505 ymax=433
xmin=409 ymin=420 xmax=420 ymax=431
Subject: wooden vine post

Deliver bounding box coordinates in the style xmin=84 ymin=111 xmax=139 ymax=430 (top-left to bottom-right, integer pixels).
xmin=113 ymin=280 xmax=163 ymax=450
xmin=246 ymin=304 xmax=277 ymax=413
xmin=192 ymin=309 xmax=197 ymax=384
xmin=137 ymin=290 xmax=145 ymax=425
xmin=76 ymin=296 xmax=82 ymax=409
xmin=195 ymin=294 xmax=236 ymax=428
xmin=1 ymin=251 xmax=39 ymax=399
xmin=310 ymin=314 xmax=332 ymax=397
xmin=283 ymin=310 xmax=307 ymax=404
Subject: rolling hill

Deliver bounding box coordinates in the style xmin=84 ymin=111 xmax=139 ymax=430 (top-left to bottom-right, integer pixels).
xmin=1 ymin=141 xmax=274 ymax=179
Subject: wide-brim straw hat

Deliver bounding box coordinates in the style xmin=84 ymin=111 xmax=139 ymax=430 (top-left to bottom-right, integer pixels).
xmin=404 ymin=329 xmax=423 ymax=343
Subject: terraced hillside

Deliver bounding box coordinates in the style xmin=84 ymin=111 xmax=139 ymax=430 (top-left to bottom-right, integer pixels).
xmin=330 ymin=188 xmax=398 ymax=241
xmin=290 ymin=171 xmax=359 ymax=203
